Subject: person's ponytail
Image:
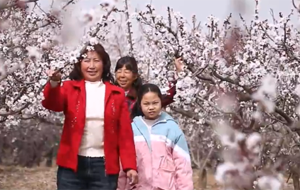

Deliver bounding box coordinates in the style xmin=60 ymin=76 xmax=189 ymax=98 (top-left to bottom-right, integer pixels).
xmin=130 ymin=101 xmax=143 ymax=119
xmin=132 ymin=75 xmax=143 ymax=92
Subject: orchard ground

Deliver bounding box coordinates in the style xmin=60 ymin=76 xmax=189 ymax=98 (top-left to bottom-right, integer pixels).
xmin=0 ymin=165 xmax=295 ymax=190
xmin=0 ymin=165 xmax=218 ymax=190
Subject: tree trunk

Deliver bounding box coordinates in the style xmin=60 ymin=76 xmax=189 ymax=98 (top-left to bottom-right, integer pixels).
xmin=200 ymin=168 xmax=207 ymax=189
xmin=45 ymin=147 xmax=54 ymax=167
xmin=293 ymin=172 xmax=300 ymax=190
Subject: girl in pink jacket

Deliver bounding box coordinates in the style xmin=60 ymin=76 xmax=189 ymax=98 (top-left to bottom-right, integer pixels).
xmin=118 ymin=83 xmax=193 ymax=190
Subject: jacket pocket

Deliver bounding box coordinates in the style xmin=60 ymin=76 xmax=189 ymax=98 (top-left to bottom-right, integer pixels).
xmin=156 ymin=156 xmax=176 ymax=190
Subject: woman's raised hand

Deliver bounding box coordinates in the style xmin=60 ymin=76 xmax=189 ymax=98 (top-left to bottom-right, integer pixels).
xmin=174 ymin=57 xmax=184 ymax=73
xmin=46 ymin=69 xmax=62 ymax=82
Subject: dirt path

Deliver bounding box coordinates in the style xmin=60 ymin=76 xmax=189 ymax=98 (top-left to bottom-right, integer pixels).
xmin=0 ymin=166 xmax=223 ymax=190
xmin=0 ymin=165 xmax=292 ymax=190
xmin=0 ymin=166 xmax=57 ymax=190
xmin=0 ymin=166 xmax=219 ymax=190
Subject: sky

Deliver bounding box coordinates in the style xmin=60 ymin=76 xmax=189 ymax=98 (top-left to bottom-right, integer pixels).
xmin=41 ymin=0 xmax=299 ymax=25
xmin=66 ymin=0 xmax=297 ymax=21
xmin=129 ymin=0 xmax=297 ymax=23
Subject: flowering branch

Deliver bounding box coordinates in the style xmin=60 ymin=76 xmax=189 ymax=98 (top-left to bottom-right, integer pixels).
xmin=214 ymin=121 xmax=284 ymax=190
xmin=124 ymin=0 xmax=134 ymax=55
xmin=0 ymin=0 xmax=38 ymax=11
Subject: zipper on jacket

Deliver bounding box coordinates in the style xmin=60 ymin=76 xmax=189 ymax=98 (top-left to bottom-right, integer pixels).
xmin=149 ymin=123 xmax=154 ymax=187
xmin=136 ymin=117 xmax=171 ymax=189
xmin=147 ymin=119 xmax=170 ymax=189
xmin=149 ymin=120 xmax=166 ymax=188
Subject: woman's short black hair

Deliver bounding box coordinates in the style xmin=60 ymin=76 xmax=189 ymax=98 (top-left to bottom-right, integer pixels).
xmin=69 ymin=43 xmax=114 ymax=83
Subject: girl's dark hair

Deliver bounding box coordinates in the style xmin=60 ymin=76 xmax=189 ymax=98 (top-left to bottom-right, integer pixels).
xmin=69 ymin=43 xmax=114 ymax=83
xmin=115 ymin=56 xmax=143 ymax=92
xmin=131 ymin=83 xmax=162 ymax=119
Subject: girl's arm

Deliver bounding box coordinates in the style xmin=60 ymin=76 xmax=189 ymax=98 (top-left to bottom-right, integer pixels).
xmin=117 ymin=167 xmax=127 ymax=190
xmin=41 ymin=81 xmax=66 ymax=112
xmin=173 ymin=132 xmax=194 ymax=190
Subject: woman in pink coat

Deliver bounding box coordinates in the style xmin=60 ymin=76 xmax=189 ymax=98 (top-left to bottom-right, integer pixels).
xmin=117 ymin=83 xmax=193 ymax=190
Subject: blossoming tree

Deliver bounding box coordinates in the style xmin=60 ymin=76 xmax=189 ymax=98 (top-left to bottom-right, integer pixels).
xmin=132 ymin=1 xmax=300 ymax=189
xmin=0 ymin=0 xmax=127 ymax=166
xmin=1 ymin=0 xmax=300 ymax=189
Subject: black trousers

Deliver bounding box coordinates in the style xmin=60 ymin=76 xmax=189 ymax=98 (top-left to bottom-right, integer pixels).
xmin=57 ymin=156 xmax=118 ymax=190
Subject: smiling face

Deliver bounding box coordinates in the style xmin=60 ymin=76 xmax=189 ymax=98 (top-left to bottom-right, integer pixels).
xmin=140 ymin=91 xmax=162 ymax=119
xmin=115 ymin=65 xmax=137 ymax=91
xmin=81 ymin=51 xmax=103 ymax=82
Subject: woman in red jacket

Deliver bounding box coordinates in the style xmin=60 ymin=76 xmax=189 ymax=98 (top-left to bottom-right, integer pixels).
xmin=114 ymin=56 xmax=183 ymax=115
xmin=42 ymin=43 xmax=138 ymax=190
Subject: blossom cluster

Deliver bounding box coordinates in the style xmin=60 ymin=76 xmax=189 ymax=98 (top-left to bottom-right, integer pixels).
xmin=214 ymin=120 xmax=284 ymax=190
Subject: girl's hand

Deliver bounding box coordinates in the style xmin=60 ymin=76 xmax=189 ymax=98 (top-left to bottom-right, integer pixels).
xmin=46 ymin=69 xmax=62 ymax=82
xmin=174 ymin=57 xmax=184 ymax=73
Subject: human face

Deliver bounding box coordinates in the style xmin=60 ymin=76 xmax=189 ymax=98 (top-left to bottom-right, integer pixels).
xmin=115 ymin=65 xmax=137 ymax=91
xmin=81 ymin=51 xmax=103 ymax=82
xmin=140 ymin=92 xmax=162 ymax=120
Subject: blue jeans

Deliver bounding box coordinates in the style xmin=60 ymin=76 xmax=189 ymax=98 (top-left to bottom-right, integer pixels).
xmin=57 ymin=156 xmax=118 ymax=190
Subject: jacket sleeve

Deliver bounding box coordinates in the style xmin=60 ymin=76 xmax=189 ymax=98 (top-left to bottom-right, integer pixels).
xmin=173 ymin=132 xmax=194 ymax=190
xmin=161 ymin=80 xmax=177 ymax=107
xmin=41 ymin=81 xmax=66 ymax=112
xmin=118 ymin=93 xmax=137 ymax=172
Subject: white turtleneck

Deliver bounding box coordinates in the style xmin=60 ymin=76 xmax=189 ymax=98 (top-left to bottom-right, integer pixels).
xmin=78 ymin=80 xmax=106 ymax=157
xmin=50 ymin=80 xmax=106 ymax=157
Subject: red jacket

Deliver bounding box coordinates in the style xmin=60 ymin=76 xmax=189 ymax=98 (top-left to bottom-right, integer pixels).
xmin=41 ymin=80 xmax=137 ymax=174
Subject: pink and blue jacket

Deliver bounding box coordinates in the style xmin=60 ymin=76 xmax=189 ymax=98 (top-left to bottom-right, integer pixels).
xmin=117 ymin=112 xmax=193 ymax=190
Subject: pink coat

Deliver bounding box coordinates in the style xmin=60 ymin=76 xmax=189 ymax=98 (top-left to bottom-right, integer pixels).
xmin=117 ymin=112 xmax=193 ymax=190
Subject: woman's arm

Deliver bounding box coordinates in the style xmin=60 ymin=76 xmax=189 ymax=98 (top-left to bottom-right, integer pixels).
xmin=173 ymin=132 xmax=194 ymax=190
xmin=161 ymin=80 xmax=177 ymax=107
xmin=41 ymin=80 xmax=66 ymax=112
xmin=161 ymin=57 xmax=183 ymax=107
xmin=118 ymin=93 xmax=137 ymax=171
